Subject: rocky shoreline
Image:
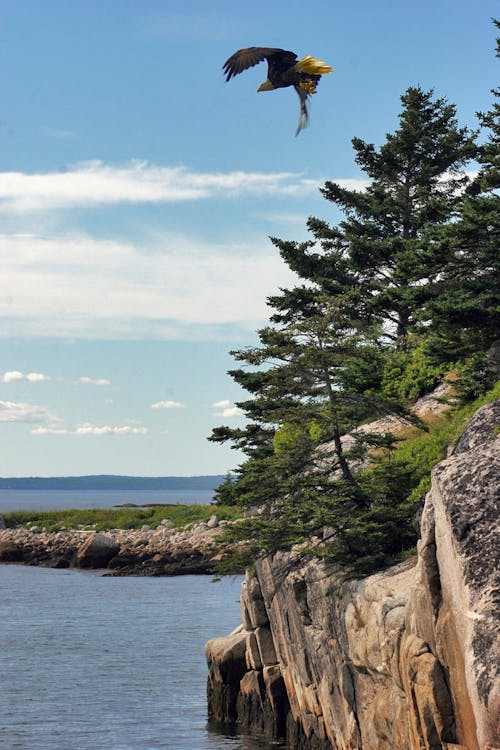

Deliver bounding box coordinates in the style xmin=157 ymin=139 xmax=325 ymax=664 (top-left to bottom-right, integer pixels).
xmin=205 ymin=400 xmax=500 ymax=749
xmin=0 ymin=515 xmax=230 ymax=575
xmin=0 ymin=386 xmax=452 ymax=579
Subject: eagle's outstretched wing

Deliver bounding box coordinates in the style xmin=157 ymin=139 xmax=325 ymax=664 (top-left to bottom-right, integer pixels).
xmin=223 ymin=47 xmax=295 ymax=81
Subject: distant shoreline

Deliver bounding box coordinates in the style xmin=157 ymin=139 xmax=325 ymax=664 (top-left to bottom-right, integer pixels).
xmin=0 ymin=510 xmax=239 ymax=576
xmin=0 ymin=475 xmax=225 ymax=491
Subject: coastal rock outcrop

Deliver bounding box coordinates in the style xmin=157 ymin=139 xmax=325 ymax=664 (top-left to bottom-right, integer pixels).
xmin=76 ymin=532 xmax=120 ymax=568
xmin=206 ymin=400 xmax=500 ymax=749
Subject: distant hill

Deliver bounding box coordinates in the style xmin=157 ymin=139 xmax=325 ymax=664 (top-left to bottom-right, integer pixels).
xmin=0 ymin=475 xmax=226 ymax=490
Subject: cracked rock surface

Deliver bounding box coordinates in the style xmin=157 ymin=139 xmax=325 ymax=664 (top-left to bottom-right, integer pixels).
xmin=206 ymin=401 xmax=500 ymax=749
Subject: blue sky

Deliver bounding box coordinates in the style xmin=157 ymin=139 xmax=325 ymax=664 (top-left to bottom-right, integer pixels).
xmin=1 ymin=0 xmax=498 ymax=477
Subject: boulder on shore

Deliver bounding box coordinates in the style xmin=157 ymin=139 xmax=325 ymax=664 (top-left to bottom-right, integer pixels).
xmin=76 ymin=532 xmax=120 ymax=569
xmin=0 ymin=539 xmax=24 ymax=562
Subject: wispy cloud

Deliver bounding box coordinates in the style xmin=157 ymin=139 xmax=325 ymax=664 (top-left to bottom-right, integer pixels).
xmin=151 ymin=400 xmax=185 ymax=409
xmin=0 ymin=162 xmax=379 ymax=342
xmin=74 ymin=423 xmax=147 ymax=435
xmin=31 ymin=423 xmax=148 ymax=436
xmin=0 ymin=231 xmax=297 ymax=339
xmin=1 ymin=371 xmax=112 ymax=385
xmin=0 ymin=161 xmax=319 ymax=214
xmin=2 ymin=371 xmax=24 ymax=383
xmin=2 ymin=371 xmax=52 ymax=383
xmin=77 ymin=376 xmax=111 ymax=386
xmin=30 ymin=426 xmax=68 ymax=435
xmin=0 ymin=162 xmax=470 ymax=219
xmin=1 ymin=399 xmax=145 ymax=436
xmin=212 ymin=399 xmax=244 ymax=418
xmin=256 ymin=211 xmax=312 ymax=226
xmin=25 ymin=372 xmax=51 ymax=382
xmin=0 ymin=400 xmax=60 ymax=424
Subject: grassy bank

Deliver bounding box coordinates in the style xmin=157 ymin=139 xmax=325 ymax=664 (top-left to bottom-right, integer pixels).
xmin=363 ymin=381 xmax=500 ymax=501
xmin=2 ymin=504 xmax=242 ymax=533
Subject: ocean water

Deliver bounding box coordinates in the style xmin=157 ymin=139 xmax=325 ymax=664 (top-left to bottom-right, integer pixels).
xmin=0 ymin=566 xmax=285 ymax=750
xmin=0 ymin=489 xmax=215 ymax=513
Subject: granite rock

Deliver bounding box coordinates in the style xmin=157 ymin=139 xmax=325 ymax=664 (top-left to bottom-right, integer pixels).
xmin=76 ymin=532 xmax=120 ymax=568
xmin=206 ymin=400 xmax=500 ymax=749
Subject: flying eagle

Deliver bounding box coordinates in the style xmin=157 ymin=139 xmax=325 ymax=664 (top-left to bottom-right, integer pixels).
xmin=223 ymin=47 xmax=333 ymax=135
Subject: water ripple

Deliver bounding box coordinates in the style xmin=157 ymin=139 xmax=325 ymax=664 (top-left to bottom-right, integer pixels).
xmin=0 ymin=566 xmax=285 ymax=750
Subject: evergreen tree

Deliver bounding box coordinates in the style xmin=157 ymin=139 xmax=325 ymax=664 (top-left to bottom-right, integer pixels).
xmin=273 ymin=87 xmax=476 ymax=349
xmin=209 ymin=85 xmax=495 ymax=577
xmin=210 ymin=287 xmax=419 ymax=571
xmin=425 ymin=23 xmax=500 ymax=361
xmin=212 ymin=473 xmax=238 ymax=506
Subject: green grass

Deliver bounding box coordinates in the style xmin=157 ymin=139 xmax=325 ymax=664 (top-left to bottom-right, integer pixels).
xmin=363 ymin=379 xmax=500 ymax=503
xmin=3 ymin=504 xmax=243 ymax=533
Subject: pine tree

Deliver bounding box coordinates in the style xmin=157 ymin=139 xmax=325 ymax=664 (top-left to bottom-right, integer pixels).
xmin=209 ymin=87 xmax=491 ymax=576
xmin=209 ymin=284 xmax=419 ymax=572
xmin=273 ymin=87 xmax=476 ymax=349
xmin=425 ymin=23 xmax=500 ymax=361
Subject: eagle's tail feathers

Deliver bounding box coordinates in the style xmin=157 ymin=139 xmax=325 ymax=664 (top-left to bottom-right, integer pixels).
xmin=296 ymin=55 xmax=333 ymax=75
xmin=294 ymin=85 xmax=310 ymax=136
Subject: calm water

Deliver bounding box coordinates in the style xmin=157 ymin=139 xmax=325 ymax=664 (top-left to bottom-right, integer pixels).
xmin=0 ymin=566 xmax=285 ymax=750
xmin=0 ymin=489 xmax=215 ymax=512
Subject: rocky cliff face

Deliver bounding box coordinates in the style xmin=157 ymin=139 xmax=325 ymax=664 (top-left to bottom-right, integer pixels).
xmin=206 ymin=400 xmax=500 ymax=749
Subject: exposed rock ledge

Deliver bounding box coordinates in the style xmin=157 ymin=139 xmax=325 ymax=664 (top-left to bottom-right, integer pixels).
xmin=206 ymin=400 xmax=500 ymax=749
xmin=0 ymin=517 xmax=227 ymax=575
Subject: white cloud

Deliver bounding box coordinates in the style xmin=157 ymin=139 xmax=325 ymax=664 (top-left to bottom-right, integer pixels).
xmin=2 ymin=371 xmax=24 ymax=382
xmin=30 ymin=426 xmax=69 ymax=435
xmin=0 ymin=231 xmax=298 ymax=339
xmin=1 ymin=398 xmax=145 ymax=436
xmin=151 ymin=400 xmax=185 ymax=409
xmin=26 ymin=372 xmax=52 ymax=382
xmin=0 ymin=161 xmax=319 ymax=214
xmin=2 ymin=371 xmax=52 ymax=382
xmin=77 ymin=376 xmax=111 ymax=386
xmin=212 ymin=399 xmax=233 ymax=409
xmin=1 ymin=161 xmax=463 ymax=218
xmin=212 ymin=400 xmax=244 ymax=418
xmin=219 ymin=406 xmax=244 ymax=418
xmin=0 ymin=162 xmax=386 ymax=342
xmin=0 ymin=161 xmax=380 ymax=342
xmin=0 ymin=400 xmax=60 ymax=424
xmin=31 ymin=422 xmax=148 ymax=436
xmin=74 ymin=423 xmax=147 ymax=436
